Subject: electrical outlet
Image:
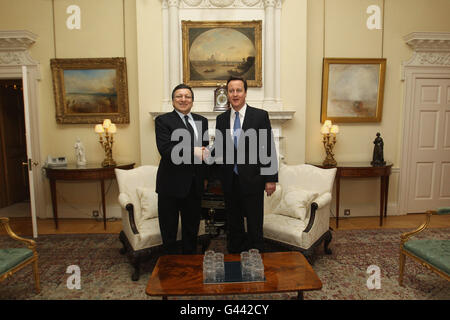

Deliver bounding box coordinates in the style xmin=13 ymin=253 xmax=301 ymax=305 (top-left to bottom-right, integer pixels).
xmin=344 ymin=209 xmax=351 ymax=216
xmin=92 ymin=210 xmax=99 ymax=217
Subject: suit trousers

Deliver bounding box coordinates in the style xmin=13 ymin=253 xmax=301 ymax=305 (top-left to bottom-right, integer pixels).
xmin=224 ymin=173 xmax=264 ymax=253
xmin=158 ymin=178 xmax=201 ymax=255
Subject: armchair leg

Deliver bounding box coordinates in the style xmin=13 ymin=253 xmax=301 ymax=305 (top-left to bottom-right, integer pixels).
xmin=131 ymin=257 xmax=141 ymax=281
xmin=119 ymin=232 xmax=127 ymax=255
xmin=303 ymin=250 xmax=314 ymax=265
xmin=119 ymin=244 xmax=127 ymax=255
xmin=324 ymin=230 xmax=332 ymax=255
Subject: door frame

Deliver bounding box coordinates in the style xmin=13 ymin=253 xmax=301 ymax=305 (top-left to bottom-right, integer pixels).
xmin=0 ymin=31 xmax=44 ymax=237
xmin=399 ymin=66 xmax=450 ymax=214
xmin=399 ymin=32 xmax=450 ymax=215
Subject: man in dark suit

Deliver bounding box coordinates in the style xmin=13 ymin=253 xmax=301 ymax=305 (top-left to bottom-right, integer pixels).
xmin=155 ymin=84 xmax=209 ymax=254
xmin=215 ymin=76 xmax=278 ymax=253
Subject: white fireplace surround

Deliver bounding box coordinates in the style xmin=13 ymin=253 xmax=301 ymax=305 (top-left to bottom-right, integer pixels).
xmin=136 ymin=0 xmax=305 ymax=163
xmin=160 ymin=0 xmax=284 ymax=111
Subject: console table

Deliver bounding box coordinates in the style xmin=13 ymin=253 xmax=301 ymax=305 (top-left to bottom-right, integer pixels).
xmin=309 ymin=162 xmax=393 ymax=228
xmin=43 ymin=163 xmax=135 ymax=229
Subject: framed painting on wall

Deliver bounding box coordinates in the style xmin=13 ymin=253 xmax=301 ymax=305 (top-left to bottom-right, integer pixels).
xmin=321 ymin=58 xmax=386 ymax=123
xmin=182 ymin=20 xmax=262 ymax=87
xmin=50 ymin=57 xmax=129 ymax=124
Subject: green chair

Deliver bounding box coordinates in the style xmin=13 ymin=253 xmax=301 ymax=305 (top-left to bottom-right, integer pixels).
xmin=0 ymin=217 xmax=40 ymax=293
xmin=399 ymin=208 xmax=450 ymax=286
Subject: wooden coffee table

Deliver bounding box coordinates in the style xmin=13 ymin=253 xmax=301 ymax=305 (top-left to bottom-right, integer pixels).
xmin=146 ymin=251 xmax=322 ymax=300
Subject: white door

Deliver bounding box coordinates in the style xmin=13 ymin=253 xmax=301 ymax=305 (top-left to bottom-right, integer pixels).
xmin=407 ymin=77 xmax=450 ymax=213
xmin=21 ymin=66 xmax=38 ymax=237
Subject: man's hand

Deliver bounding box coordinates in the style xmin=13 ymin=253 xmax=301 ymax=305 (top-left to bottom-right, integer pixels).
xmin=265 ymin=182 xmax=276 ymax=196
xmin=202 ymin=146 xmax=210 ymax=160
xmin=194 ymin=147 xmax=204 ymax=161
xmin=194 ymin=146 xmax=211 ymax=161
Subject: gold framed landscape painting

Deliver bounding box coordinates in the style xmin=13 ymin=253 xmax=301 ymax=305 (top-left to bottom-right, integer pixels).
xmin=321 ymin=58 xmax=386 ymax=123
xmin=182 ymin=20 xmax=262 ymax=87
xmin=50 ymin=57 xmax=129 ymax=124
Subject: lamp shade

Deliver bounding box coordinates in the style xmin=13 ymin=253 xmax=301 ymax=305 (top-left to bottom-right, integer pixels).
xmin=321 ymin=124 xmax=330 ymax=134
xmin=95 ymin=124 xmax=104 ymax=133
xmin=103 ymin=119 xmax=112 ymax=129
xmin=330 ymin=125 xmax=339 ymax=134
xmin=324 ymin=120 xmax=332 ymax=128
xmin=108 ymin=123 xmax=117 ymax=134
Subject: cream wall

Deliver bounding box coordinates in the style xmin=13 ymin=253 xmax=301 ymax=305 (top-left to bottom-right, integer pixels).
xmin=0 ymin=0 xmax=140 ymax=219
xmin=1 ymin=0 xmax=449 ymax=220
xmin=303 ymin=0 xmax=450 ymax=217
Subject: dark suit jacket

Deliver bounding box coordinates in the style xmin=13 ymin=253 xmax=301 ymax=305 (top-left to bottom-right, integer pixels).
xmin=215 ymin=105 xmax=278 ymax=195
xmin=155 ymin=110 xmax=209 ymax=198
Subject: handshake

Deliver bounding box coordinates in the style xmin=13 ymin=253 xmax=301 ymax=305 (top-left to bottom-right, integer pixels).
xmin=194 ymin=146 xmax=211 ymax=162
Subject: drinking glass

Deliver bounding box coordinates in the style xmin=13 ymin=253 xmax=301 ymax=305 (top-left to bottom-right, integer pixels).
xmin=253 ymin=263 xmax=264 ymax=281
xmin=215 ymin=263 xmax=225 ymax=282
xmin=203 ymin=260 xmax=215 ymax=282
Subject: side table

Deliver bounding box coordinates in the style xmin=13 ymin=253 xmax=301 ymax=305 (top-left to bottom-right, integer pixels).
xmin=308 ymin=162 xmax=393 ymax=228
xmin=43 ymin=163 xmax=135 ymax=229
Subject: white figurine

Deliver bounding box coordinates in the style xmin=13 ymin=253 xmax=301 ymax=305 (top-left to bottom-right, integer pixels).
xmin=74 ymin=138 xmax=87 ymax=166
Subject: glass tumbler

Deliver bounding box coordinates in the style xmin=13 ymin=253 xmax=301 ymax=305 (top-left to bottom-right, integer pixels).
xmin=203 ymin=260 xmax=215 ymax=283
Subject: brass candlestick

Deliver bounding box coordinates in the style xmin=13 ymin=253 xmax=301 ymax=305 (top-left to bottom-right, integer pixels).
xmin=95 ymin=119 xmax=117 ymax=167
xmin=321 ymin=120 xmax=339 ymax=167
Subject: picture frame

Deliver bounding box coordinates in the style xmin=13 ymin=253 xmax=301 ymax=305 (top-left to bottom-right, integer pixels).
xmin=50 ymin=57 xmax=130 ymax=124
xmin=182 ymin=20 xmax=262 ymax=87
xmin=321 ymin=58 xmax=386 ymax=123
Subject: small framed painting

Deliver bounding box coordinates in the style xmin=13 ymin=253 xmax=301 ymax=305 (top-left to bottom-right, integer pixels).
xmin=321 ymin=58 xmax=386 ymax=123
xmin=50 ymin=57 xmax=129 ymax=124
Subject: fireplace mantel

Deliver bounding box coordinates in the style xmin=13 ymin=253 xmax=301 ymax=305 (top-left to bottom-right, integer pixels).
xmin=149 ymin=110 xmax=295 ymax=124
xmin=136 ymin=0 xmax=307 ymax=164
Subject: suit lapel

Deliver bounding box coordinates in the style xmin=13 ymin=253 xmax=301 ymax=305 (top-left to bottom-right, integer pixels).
xmin=241 ymin=105 xmax=253 ymax=131
xmin=171 ymin=109 xmax=186 ymax=129
xmin=223 ymin=109 xmax=231 ymax=130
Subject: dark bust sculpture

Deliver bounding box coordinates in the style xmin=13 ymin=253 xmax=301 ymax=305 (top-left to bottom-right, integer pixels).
xmin=371 ymin=132 xmax=386 ymax=166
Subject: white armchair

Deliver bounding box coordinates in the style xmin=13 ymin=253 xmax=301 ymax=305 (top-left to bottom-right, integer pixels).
xmin=115 ymin=165 xmax=209 ymax=281
xmin=263 ymin=164 xmax=337 ymax=263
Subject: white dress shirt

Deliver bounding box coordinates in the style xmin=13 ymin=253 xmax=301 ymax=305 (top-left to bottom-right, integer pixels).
xmin=230 ymin=104 xmax=247 ymax=138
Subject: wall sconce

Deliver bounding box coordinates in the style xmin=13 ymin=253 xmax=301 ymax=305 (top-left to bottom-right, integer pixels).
xmin=321 ymin=120 xmax=339 ymax=167
xmin=95 ymin=119 xmax=117 ymax=167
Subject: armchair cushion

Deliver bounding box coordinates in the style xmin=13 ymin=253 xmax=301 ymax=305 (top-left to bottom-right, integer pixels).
xmin=0 ymin=248 xmax=33 ymax=275
xmin=404 ymin=239 xmax=450 ymax=276
xmin=136 ymin=187 xmax=158 ymax=220
xmin=263 ymin=164 xmax=336 ymax=259
xmin=264 ymin=214 xmax=307 ymax=247
xmin=278 ymin=163 xmax=335 ymax=195
xmin=272 ymin=186 xmax=319 ymax=220
xmin=115 ymin=165 xmax=158 ymax=229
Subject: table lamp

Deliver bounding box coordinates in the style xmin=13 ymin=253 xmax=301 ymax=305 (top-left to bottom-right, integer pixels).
xmin=321 ymin=120 xmax=339 ymax=167
xmin=95 ymin=119 xmax=117 ymax=167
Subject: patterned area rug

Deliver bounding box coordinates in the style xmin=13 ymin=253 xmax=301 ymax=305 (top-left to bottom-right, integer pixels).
xmin=0 ymin=228 xmax=449 ymax=300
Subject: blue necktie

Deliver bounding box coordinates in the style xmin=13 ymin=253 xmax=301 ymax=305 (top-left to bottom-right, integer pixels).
xmin=233 ymin=111 xmax=241 ymax=174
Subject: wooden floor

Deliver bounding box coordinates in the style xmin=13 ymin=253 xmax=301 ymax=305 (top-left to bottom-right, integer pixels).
xmin=1 ymin=213 xmax=449 ymax=237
